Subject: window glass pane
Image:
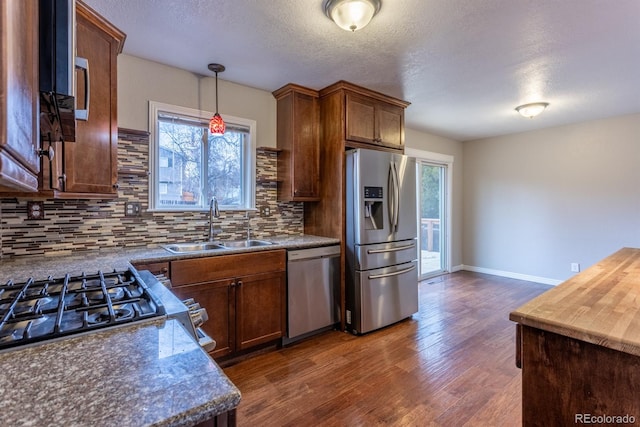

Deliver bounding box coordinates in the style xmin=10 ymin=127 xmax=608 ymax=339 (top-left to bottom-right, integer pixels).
xmin=207 ymin=132 xmax=244 ymax=207
xmin=150 ymin=102 xmax=256 ymax=211
xmin=157 ymin=120 xmax=204 ymax=208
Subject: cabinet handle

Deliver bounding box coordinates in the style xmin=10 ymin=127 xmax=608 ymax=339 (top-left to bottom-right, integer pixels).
xmin=237 ymin=280 xmax=243 ymax=287
xmin=230 ymin=281 xmax=236 ymax=287
xmin=112 ymin=183 xmax=120 ymax=189
xmin=160 ymin=267 xmax=168 ymax=274
xmin=38 ymin=146 xmax=55 ymax=161
xmin=75 ymin=57 xmax=90 ymax=121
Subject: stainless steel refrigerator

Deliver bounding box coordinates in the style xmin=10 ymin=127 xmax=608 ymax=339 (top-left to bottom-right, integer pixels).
xmin=345 ymin=148 xmax=419 ymax=334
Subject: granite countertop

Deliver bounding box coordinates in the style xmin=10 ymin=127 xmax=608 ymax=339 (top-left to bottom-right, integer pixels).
xmin=0 ymin=234 xmax=340 ymax=282
xmin=0 ymin=318 xmax=241 ymax=427
xmin=0 ymin=233 xmax=338 ymax=425
xmin=509 ymin=247 xmax=640 ymax=357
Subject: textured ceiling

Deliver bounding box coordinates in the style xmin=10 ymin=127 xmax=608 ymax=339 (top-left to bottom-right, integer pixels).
xmin=83 ymin=0 xmax=640 ymax=141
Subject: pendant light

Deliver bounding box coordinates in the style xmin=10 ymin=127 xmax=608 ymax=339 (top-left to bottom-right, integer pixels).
xmin=208 ymin=63 xmax=226 ymax=135
xmin=324 ymin=0 xmax=381 ymax=32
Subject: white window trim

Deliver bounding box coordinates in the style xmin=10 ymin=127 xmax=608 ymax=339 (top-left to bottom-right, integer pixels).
xmin=148 ymin=101 xmax=256 ymax=212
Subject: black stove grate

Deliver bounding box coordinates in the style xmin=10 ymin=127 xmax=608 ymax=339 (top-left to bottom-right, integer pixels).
xmin=0 ymin=269 xmax=165 ymax=351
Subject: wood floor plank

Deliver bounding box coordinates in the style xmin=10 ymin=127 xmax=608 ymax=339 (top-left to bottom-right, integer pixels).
xmin=223 ymin=271 xmax=551 ymax=426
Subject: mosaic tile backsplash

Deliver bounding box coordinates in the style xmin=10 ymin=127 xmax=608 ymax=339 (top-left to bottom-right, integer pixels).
xmin=0 ymin=129 xmax=303 ymax=259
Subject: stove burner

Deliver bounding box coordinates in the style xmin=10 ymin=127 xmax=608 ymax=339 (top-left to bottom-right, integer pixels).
xmin=0 ymin=269 xmax=165 ymax=352
xmin=0 ymin=315 xmax=52 ymax=344
xmin=86 ymin=287 xmax=125 ymax=302
xmin=87 ymin=307 xmax=134 ymax=325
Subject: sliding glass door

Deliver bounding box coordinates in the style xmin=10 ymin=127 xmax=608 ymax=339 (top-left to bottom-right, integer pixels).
xmin=418 ymin=161 xmax=447 ymax=279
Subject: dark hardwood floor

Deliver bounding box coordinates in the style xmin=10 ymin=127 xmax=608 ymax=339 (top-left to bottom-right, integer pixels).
xmin=223 ymin=271 xmax=551 ymax=426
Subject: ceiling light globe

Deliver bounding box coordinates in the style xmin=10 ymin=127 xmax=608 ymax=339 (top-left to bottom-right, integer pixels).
xmin=325 ymin=0 xmax=381 ymax=32
xmin=515 ymin=102 xmax=549 ymax=118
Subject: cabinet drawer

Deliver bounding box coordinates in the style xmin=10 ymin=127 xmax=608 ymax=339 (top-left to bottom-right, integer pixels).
xmin=171 ymin=249 xmax=286 ymax=286
xmin=131 ymin=261 xmax=169 ymax=276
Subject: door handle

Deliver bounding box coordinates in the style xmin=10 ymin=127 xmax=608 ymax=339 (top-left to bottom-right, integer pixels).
xmin=368 ymin=264 xmax=416 ymax=280
xmin=367 ymin=243 xmax=416 ymax=254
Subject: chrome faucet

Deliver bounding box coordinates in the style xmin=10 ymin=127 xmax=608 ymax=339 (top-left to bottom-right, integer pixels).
xmin=209 ymin=197 xmax=220 ymax=241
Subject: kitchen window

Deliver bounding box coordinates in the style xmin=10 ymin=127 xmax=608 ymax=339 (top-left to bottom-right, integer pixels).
xmin=148 ymin=101 xmax=256 ymax=211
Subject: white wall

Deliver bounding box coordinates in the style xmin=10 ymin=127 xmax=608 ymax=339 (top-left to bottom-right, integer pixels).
xmin=117 ymin=54 xmax=277 ymax=147
xmin=463 ymin=113 xmax=640 ymax=282
xmin=405 ymin=129 xmax=464 ymax=269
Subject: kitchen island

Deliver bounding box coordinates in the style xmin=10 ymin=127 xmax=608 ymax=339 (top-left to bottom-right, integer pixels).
xmin=0 ymin=317 xmax=240 ymax=426
xmin=510 ymin=247 xmax=640 ymax=426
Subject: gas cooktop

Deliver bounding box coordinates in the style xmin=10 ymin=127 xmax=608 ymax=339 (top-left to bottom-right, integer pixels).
xmin=0 ymin=269 xmax=166 ymax=352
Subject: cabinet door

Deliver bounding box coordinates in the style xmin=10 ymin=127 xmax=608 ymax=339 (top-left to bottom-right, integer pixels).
xmin=289 ymin=91 xmax=319 ymax=200
xmin=65 ymin=2 xmax=122 ymax=195
xmin=274 ymin=84 xmax=320 ymax=202
xmin=235 ymin=271 xmax=285 ymax=350
xmin=376 ymin=103 xmax=404 ymax=149
xmin=345 ymin=93 xmax=376 ymax=144
xmin=170 ymin=278 xmax=235 ymax=359
xmin=0 ymin=0 xmax=40 ymax=192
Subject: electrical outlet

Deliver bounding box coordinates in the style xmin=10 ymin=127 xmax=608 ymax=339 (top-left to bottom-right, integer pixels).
xmin=260 ymin=205 xmax=271 ymax=217
xmin=571 ymin=263 xmax=580 ymax=273
xmin=125 ymin=202 xmax=142 ymax=217
xmin=27 ymin=201 xmax=45 ymax=220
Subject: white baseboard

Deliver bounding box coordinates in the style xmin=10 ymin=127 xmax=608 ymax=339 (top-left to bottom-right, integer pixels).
xmin=451 ymin=264 xmax=464 ymax=273
xmin=458 ymin=264 xmax=563 ymax=286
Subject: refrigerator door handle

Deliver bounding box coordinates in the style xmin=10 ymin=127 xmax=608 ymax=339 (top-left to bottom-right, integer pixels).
xmin=368 ymin=264 xmax=416 ymax=280
xmin=388 ymin=161 xmax=400 ymax=232
xmin=388 ymin=162 xmax=395 ymax=230
xmin=367 ymin=242 xmax=416 ymax=254
xmin=393 ymin=161 xmax=400 ymax=231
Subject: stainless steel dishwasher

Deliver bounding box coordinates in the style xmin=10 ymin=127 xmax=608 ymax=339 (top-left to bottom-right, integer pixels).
xmin=285 ymin=245 xmax=341 ymax=344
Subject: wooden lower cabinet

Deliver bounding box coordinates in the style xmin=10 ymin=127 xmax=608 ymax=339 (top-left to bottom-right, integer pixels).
xmin=517 ymin=325 xmax=640 ymax=426
xmin=170 ymin=250 xmax=286 ymax=360
xmin=235 ymin=271 xmax=286 ymax=350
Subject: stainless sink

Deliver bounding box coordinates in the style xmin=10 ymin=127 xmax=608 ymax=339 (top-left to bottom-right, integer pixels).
xmin=163 ymin=242 xmax=225 ymax=254
xmin=220 ymin=239 xmax=273 ymax=248
xmin=163 ymin=239 xmax=273 ymax=253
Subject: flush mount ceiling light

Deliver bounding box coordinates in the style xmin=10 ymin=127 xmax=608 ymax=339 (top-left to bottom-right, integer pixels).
xmin=324 ymin=0 xmax=381 ymax=32
xmin=515 ymin=102 xmax=549 ymax=119
xmin=208 ymin=63 xmax=226 ymax=135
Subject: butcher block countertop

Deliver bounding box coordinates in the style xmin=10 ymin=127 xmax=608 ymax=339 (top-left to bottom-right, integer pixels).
xmin=510 ymin=247 xmax=640 ymax=357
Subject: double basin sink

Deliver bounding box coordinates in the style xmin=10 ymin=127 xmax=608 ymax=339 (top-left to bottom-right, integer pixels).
xmin=164 ymin=239 xmax=273 ymax=254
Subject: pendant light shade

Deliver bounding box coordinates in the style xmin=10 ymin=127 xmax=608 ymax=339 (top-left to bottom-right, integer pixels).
xmin=209 ymin=113 xmax=225 ymax=135
xmin=208 ymin=63 xmax=226 ymax=135
xmin=324 ymin=0 xmax=381 ymax=32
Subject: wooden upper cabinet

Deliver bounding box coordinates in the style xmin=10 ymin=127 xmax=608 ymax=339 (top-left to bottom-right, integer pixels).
xmin=67 ymin=1 xmax=125 ymax=197
xmin=273 ymin=84 xmax=320 ymax=202
xmin=0 ymin=0 xmax=40 ymax=192
xmin=323 ymin=81 xmax=410 ymax=153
